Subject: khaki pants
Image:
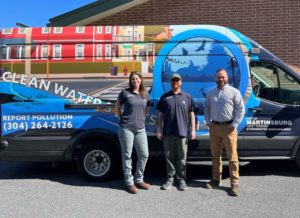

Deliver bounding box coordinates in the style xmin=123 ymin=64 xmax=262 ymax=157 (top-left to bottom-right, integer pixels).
xmin=209 ymin=123 xmax=239 ymax=185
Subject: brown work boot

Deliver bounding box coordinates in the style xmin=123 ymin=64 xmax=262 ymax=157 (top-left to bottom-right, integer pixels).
xmin=135 ymin=182 xmax=150 ymax=190
xmin=205 ymin=179 xmax=220 ymax=189
xmin=230 ymin=184 xmax=240 ymax=196
xmin=127 ymin=185 xmax=138 ymax=194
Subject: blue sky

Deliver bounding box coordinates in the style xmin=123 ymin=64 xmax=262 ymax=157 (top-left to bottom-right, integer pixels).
xmin=0 ymin=0 xmax=95 ymax=29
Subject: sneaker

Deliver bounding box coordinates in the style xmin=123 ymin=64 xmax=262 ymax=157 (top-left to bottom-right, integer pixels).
xmin=177 ymin=179 xmax=187 ymax=191
xmin=127 ymin=185 xmax=138 ymax=194
xmin=160 ymin=180 xmax=173 ymax=190
xmin=230 ymin=184 xmax=240 ymax=196
xmin=205 ymin=179 xmax=220 ymax=189
xmin=135 ymin=182 xmax=150 ymax=190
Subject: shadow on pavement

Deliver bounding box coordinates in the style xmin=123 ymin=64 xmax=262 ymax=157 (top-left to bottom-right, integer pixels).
xmin=0 ymin=159 xmax=299 ymax=192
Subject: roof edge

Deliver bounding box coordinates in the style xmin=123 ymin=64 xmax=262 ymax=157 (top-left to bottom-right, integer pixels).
xmin=48 ymin=0 xmax=149 ymax=27
xmin=72 ymin=0 xmax=149 ymax=26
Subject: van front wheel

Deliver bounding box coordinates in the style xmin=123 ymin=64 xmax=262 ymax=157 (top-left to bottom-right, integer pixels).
xmin=77 ymin=142 xmax=120 ymax=182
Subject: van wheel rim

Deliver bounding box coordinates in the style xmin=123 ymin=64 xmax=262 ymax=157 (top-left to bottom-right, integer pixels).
xmin=83 ymin=150 xmax=110 ymax=177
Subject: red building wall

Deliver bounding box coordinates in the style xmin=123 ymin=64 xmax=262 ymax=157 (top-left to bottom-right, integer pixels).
xmin=0 ymin=26 xmax=114 ymax=63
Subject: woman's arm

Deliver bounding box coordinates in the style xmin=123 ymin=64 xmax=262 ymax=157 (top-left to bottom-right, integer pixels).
xmin=115 ymin=100 xmax=122 ymax=118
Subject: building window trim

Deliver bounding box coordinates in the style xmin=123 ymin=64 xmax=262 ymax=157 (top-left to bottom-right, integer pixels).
xmin=75 ymin=44 xmax=84 ymax=60
xmin=2 ymin=28 xmax=13 ymax=34
xmin=96 ymin=44 xmax=102 ymax=60
xmin=105 ymin=44 xmax=111 ymax=60
xmin=41 ymin=45 xmax=48 ymax=60
xmin=96 ymin=26 xmax=102 ymax=34
xmin=54 ymin=27 xmax=63 ymax=34
xmin=53 ymin=44 xmax=62 ymax=60
xmin=76 ymin=26 xmax=85 ymax=33
xmin=18 ymin=27 xmax=27 ymax=34
xmin=105 ymin=26 xmax=111 ymax=34
xmin=42 ymin=27 xmax=50 ymax=34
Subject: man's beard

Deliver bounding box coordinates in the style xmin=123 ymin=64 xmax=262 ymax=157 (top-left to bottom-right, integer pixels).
xmin=171 ymin=84 xmax=180 ymax=91
xmin=216 ymin=80 xmax=227 ymax=87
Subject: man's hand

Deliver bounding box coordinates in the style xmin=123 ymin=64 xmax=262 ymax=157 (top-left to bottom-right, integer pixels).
xmin=189 ymin=130 xmax=196 ymax=140
xmin=156 ymin=131 xmax=163 ymax=140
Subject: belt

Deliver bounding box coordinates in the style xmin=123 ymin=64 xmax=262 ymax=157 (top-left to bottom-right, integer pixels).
xmin=212 ymin=120 xmax=233 ymax=125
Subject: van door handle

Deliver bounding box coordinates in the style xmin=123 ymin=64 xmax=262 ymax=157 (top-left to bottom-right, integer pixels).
xmin=248 ymin=107 xmax=262 ymax=112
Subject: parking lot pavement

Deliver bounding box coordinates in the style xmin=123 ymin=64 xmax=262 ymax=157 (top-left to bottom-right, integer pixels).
xmin=0 ymin=159 xmax=299 ymax=218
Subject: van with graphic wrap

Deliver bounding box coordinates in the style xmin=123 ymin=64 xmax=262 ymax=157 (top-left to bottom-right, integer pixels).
xmin=0 ymin=25 xmax=299 ymax=181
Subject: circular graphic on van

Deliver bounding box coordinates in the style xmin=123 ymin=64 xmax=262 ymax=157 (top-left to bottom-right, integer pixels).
xmin=153 ymin=29 xmax=249 ymax=115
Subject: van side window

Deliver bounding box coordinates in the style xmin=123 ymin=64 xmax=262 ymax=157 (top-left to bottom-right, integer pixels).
xmin=250 ymin=62 xmax=300 ymax=105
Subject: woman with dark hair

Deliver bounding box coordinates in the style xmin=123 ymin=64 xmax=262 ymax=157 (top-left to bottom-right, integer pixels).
xmin=115 ymin=71 xmax=150 ymax=194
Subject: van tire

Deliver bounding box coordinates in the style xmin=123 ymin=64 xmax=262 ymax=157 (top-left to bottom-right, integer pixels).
xmin=296 ymin=147 xmax=300 ymax=170
xmin=77 ymin=142 xmax=120 ymax=182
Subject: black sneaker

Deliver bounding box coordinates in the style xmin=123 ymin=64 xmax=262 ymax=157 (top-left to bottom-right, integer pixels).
xmin=205 ymin=179 xmax=220 ymax=189
xmin=177 ymin=179 xmax=187 ymax=191
xmin=161 ymin=180 xmax=173 ymax=190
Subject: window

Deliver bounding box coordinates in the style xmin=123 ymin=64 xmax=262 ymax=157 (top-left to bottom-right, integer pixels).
xmin=2 ymin=28 xmax=12 ymax=34
xmin=53 ymin=44 xmax=62 ymax=60
xmin=127 ymin=30 xmax=132 ymax=41
xmin=105 ymin=45 xmax=111 ymax=59
xmin=42 ymin=27 xmax=50 ymax=34
xmin=105 ymin=26 xmax=111 ymax=34
xmin=18 ymin=27 xmax=26 ymax=34
xmin=17 ymin=46 xmax=25 ymax=59
xmin=54 ymin=27 xmax=62 ymax=33
xmin=41 ymin=45 xmax=48 ymax=60
xmin=250 ymin=62 xmax=300 ymax=105
xmin=31 ymin=45 xmax=39 ymax=59
xmin=112 ymin=45 xmax=118 ymax=58
xmin=134 ymin=31 xmax=138 ymax=41
xmin=76 ymin=26 xmax=85 ymax=33
xmin=10 ymin=46 xmax=18 ymax=59
xmin=123 ymin=49 xmax=131 ymax=61
xmin=75 ymin=44 xmax=84 ymax=59
xmin=96 ymin=26 xmax=102 ymax=34
xmin=0 ymin=46 xmax=9 ymax=59
xmin=96 ymin=44 xmax=102 ymax=59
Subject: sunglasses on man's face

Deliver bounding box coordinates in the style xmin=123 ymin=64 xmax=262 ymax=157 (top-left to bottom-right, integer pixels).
xmin=171 ymin=79 xmax=180 ymax=82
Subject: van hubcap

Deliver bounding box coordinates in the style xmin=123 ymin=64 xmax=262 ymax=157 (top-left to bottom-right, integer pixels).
xmin=84 ymin=150 xmax=110 ymax=177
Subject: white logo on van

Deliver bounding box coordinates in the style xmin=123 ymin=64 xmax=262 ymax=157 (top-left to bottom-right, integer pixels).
xmin=2 ymin=72 xmax=102 ymax=104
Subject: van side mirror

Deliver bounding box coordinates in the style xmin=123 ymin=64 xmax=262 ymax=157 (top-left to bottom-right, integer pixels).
xmin=250 ymin=48 xmax=260 ymax=55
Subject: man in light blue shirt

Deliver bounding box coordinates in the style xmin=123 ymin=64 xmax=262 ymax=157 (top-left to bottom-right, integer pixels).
xmin=204 ymin=69 xmax=245 ymax=196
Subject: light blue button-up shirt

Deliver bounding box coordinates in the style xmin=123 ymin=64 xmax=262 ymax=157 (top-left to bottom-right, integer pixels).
xmin=204 ymin=84 xmax=245 ymax=128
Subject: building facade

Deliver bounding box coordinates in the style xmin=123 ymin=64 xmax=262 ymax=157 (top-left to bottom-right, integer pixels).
xmin=0 ymin=26 xmax=114 ymax=63
xmin=51 ymin=0 xmax=298 ymax=72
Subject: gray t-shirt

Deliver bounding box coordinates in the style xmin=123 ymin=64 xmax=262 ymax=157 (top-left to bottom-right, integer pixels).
xmin=157 ymin=90 xmax=195 ymax=137
xmin=117 ymin=88 xmax=147 ymax=130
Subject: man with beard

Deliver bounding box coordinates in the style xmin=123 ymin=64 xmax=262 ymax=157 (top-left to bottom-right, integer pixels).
xmin=156 ymin=73 xmax=195 ymax=191
xmin=204 ymin=69 xmax=245 ymax=196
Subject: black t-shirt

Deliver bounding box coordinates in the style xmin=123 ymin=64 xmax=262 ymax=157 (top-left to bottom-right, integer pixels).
xmin=157 ymin=90 xmax=195 ymax=137
xmin=117 ymin=88 xmax=147 ymax=130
